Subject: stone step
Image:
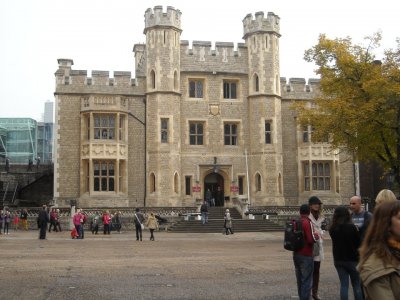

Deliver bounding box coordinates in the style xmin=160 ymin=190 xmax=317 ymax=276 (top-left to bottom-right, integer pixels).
xmin=205 ymin=207 xmax=242 ymax=219
xmin=169 ymin=219 xmax=283 ymax=233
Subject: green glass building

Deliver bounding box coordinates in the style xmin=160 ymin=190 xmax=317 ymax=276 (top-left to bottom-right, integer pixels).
xmin=0 ymin=118 xmax=37 ymax=164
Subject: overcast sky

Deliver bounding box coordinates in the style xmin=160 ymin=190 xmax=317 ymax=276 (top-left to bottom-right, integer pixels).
xmin=1 ymin=0 xmax=398 ymax=121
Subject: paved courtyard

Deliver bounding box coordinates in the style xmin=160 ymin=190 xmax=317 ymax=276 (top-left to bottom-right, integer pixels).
xmin=0 ymin=229 xmax=356 ymax=299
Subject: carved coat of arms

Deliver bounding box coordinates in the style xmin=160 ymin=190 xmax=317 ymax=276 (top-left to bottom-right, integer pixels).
xmin=209 ymin=104 xmax=220 ymax=116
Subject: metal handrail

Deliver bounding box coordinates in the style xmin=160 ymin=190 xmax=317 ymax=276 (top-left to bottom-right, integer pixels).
xmin=12 ymin=183 xmax=18 ymax=204
xmin=2 ymin=182 xmax=9 ymax=203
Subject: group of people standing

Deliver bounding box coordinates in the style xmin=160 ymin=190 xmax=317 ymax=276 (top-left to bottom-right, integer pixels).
xmin=0 ymin=208 xmax=29 ymax=235
xmin=293 ymin=189 xmax=399 ymax=300
xmin=33 ymin=206 xmax=160 ymax=241
xmin=71 ymin=208 xmax=159 ymax=241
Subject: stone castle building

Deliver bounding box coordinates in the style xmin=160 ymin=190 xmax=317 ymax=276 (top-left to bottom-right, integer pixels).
xmin=53 ymin=6 xmax=354 ymax=208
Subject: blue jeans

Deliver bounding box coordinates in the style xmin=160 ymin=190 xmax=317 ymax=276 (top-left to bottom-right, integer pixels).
xmin=75 ymin=224 xmax=83 ymax=238
xmin=201 ymin=212 xmax=208 ymax=224
xmin=334 ymin=261 xmax=363 ymax=300
xmin=293 ymin=254 xmax=314 ymax=300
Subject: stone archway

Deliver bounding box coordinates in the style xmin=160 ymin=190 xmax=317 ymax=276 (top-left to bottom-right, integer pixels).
xmin=204 ymin=172 xmax=224 ymax=206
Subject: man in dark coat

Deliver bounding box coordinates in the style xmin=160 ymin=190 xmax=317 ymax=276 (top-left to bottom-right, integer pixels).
xmin=37 ymin=205 xmax=49 ymax=239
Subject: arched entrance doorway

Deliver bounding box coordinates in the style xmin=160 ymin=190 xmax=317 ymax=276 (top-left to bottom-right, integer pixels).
xmin=204 ymin=172 xmax=224 ymax=206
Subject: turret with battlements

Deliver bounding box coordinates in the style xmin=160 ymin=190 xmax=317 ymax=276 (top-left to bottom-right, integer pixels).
xmin=242 ymin=11 xmax=280 ymax=39
xmin=144 ymin=6 xmax=182 ymax=33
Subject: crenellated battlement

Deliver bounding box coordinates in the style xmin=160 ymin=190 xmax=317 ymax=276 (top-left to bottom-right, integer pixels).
xmin=280 ymin=77 xmax=320 ymax=99
xmin=144 ymin=6 xmax=182 ymax=33
xmin=55 ymin=59 xmax=143 ymax=90
xmin=242 ymin=11 xmax=280 ymax=39
xmin=180 ymin=40 xmax=246 ymax=58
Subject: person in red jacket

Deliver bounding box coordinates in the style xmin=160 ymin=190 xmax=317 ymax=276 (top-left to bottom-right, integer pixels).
xmin=102 ymin=210 xmax=111 ymax=235
xmin=293 ymin=204 xmax=319 ymax=300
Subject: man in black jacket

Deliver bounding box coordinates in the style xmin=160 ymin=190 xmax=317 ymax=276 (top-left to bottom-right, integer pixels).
xmin=37 ymin=205 xmax=49 ymax=239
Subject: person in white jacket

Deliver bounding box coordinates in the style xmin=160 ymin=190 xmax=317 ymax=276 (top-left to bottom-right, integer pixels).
xmin=308 ymin=196 xmax=327 ymax=300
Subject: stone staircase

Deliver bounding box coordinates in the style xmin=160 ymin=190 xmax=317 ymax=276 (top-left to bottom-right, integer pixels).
xmin=168 ymin=207 xmax=283 ymax=233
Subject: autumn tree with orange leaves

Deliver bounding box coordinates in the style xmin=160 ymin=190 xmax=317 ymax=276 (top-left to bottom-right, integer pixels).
xmin=295 ymin=33 xmax=400 ymax=188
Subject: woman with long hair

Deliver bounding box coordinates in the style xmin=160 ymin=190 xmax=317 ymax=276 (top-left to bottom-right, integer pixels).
xmin=329 ymin=206 xmax=362 ymax=300
xmin=145 ymin=212 xmax=159 ymax=241
xmin=358 ymin=201 xmax=400 ymax=299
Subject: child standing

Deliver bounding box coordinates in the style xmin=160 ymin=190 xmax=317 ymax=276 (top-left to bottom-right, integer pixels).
xmin=13 ymin=212 xmax=20 ymax=231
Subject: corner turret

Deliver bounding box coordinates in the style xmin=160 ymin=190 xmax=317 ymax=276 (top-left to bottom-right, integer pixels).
xmin=242 ymin=11 xmax=280 ymax=39
xmin=144 ymin=6 xmax=182 ymax=33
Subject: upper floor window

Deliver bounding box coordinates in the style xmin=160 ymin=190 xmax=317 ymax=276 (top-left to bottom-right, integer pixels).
xmin=161 ymin=118 xmax=169 ymax=143
xmin=119 ymin=115 xmax=125 ymax=142
xmin=255 ymin=173 xmax=262 ymax=192
xmin=189 ymin=79 xmax=203 ymax=98
xmin=150 ymin=70 xmax=156 ymax=89
xmin=223 ymin=80 xmax=237 ymax=99
xmin=303 ymin=125 xmax=309 ymax=143
xmin=224 ymin=123 xmax=238 ymax=145
xmin=303 ymin=125 xmax=329 ymax=143
xmin=94 ymin=114 xmax=115 ymax=140
xmin=189 ymin=122 xmax=204 ymax=145
xmin=265 ymin=121 xmax=272 ymax=144
xmin=254 ymin=74 xmax=259 ymax=92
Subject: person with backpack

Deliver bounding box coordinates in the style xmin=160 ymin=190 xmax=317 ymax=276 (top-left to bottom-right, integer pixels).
xmin=350 ymin=195 xmax=372 ymax=242
xmin=292 ymin=204 xmax=319 ymax=300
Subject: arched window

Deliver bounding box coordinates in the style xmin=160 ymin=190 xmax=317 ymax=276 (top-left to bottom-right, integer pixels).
xmin=254 ymin=74 xmax=259 ymax=92
xmin=150 ymin=172 xmax=156 ymax=193
xmin=150 ymin=70 xmax=156 ymax=89
xmin=174 ymin=172 xmax=179 ymax=193
xmin=255 ymin=173 xmax=262 ymax=192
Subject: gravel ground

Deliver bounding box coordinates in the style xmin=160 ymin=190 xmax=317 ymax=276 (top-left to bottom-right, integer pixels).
xmin=0 ymin=230 xmax=356 ymax=300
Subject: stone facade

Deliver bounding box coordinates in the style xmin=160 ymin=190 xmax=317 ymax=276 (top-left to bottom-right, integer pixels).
xmin=53 ymin=6 xmax=354 ymax=208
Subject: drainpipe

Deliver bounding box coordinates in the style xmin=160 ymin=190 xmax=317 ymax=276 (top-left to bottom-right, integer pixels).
xmin=245 ymin=148 xmax=250 ymax=209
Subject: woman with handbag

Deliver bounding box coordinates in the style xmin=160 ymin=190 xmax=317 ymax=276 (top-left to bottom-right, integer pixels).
xmin=145 ymin=212 xmax=159 ymax=241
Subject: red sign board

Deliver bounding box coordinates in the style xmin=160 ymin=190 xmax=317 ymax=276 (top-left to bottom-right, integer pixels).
xmin=192 ymin=186 xmax=201 ymax=192
xmin=230 ymin=185 xmax=239 ymax=192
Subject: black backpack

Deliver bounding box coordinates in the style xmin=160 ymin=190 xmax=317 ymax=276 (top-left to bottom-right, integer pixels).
xmin=284 ymin=219 xmax=305 ymax=251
